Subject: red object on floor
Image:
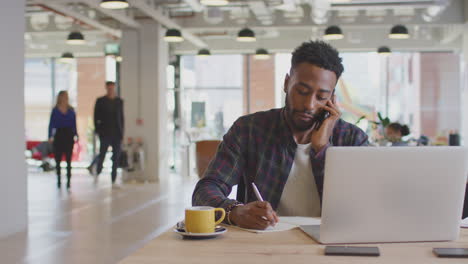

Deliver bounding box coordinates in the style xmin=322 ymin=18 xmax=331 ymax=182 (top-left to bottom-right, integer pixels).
xmin=26 ymin=140 xmax=82 ymax=161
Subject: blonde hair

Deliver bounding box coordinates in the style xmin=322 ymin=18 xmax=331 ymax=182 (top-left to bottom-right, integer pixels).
xmin=56 ymin=90 xmax=71 ymax=109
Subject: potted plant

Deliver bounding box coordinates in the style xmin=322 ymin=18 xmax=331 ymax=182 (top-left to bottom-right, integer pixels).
xmin=356 ymin=112 xmax=391 ymax=146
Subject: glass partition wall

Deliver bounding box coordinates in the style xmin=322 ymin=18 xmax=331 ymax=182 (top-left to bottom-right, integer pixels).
xmin=169 ymin=51 xmax=464 ymax=173
xmin=27 ymin=52 xmax=459 ymax=172
xmin=167 ymin=55 xmax=243 ymax=172
xmin=274 ymin=52 xmax=462 ymax=146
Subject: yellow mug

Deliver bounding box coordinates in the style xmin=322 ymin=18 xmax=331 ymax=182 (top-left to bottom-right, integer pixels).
xmin=185 ymin=206 xmax=226 ymax=233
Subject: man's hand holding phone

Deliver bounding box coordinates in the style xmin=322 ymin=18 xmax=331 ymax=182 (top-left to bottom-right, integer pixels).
xmin=310 ymin=95 xmax=341 ymax=152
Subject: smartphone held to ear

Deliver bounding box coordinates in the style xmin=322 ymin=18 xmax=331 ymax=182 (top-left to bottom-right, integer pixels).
xmin=312 ymin=91 xmax=335 ymax=130
xmin=313 ymin=110 xmax=330 ymax=130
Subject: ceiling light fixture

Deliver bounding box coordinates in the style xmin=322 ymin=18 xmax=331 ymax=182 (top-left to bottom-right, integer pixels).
xmin=237 ymin=28 xmax=256 ymax=42
xmin=200 ymin=0 xmax=229 ymax=6
xmin=377 ymin=46 xmax=391 ymax=55
xmin=254 ymin=48 xmax=270 ymax=60
xmin=164 ymin=29 xmax=184 ymax=42
xmin=389 ymin=25 xmax=409 ymax=39
xmin=100 ymin=0 xmax=129 ymax=9
xmin=66 ymin=31 xmax=85 ymax=45
xmin=197 ymin=48 xmax=211 ymax=56
xmin=323 ymin=26 xmax=344 ymax=40
xmin=60 ymin=52 xmax=75 ymax=62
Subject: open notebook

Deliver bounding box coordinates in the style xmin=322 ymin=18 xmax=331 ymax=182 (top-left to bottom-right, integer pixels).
xmin=228 ymin=216 xmax=321 ymax=233
xmin=228 ymin=217 xmax=468 ymax=232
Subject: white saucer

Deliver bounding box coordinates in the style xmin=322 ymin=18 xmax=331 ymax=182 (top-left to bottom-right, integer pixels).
xmin=173 ymin=226 xmax=227 ymax=238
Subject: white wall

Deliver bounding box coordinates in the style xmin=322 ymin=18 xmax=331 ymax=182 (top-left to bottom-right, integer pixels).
xmin=0 ymin=0 xmax=27 ymax=238
xmin=437 ymin=54 xmax=462 ymax=133
xmin=120 ymin=20 xmax=169 ymax=181
xmin=462 ymin=25 xmax=468 ymax=145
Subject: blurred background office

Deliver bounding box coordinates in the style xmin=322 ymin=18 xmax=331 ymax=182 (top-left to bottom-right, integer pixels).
xmin=20 ymin=0 xmax=468 ymax=177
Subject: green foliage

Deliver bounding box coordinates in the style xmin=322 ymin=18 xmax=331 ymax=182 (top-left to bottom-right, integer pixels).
xmin=355 ymin=112 xmax=391 ymax=127
xmin=355 ymin=115 xmax=366 ymax=125
xmin=377 ymin=112 xmax=390 ymax=127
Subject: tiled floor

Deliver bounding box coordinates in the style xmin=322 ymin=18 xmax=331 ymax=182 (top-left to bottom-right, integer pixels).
xmin=0 ymin=167 xmax=199 ymax=264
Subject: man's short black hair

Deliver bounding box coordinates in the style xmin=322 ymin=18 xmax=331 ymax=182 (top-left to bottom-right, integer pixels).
xmin=291 ymin=40 xmax=344 ymax=80
xmin=106 ymin=81 xmax=115 ymax=86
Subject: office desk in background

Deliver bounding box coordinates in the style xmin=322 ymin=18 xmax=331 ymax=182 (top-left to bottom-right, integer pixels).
xmin=120 ymin=224 xmax=468 ymax=263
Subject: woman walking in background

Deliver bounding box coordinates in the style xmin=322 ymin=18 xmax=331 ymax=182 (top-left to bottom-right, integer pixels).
xmin=48 ymin=91 xmax=78 ymax=189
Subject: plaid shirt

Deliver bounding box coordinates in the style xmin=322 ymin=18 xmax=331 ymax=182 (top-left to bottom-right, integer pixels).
xmin=192 ymin=108 xmax=368 ymax=213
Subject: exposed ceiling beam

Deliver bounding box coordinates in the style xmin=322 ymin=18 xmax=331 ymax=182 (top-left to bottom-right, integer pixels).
xmin=183 ymin=0 xmax=204 ymax=12
xmin=308 ymin=0 xmax=331 ymax=24
xmin=176 ymin=1 xmax=464 ymax=30
xmin=79 ymin=0 xmax=140 ymax=28
xmin=129 ymin=0 xmax=207 ymax=47
xmin=247 ymin=1 xmax=274 ymax=25
xmin=275 ymin=0 xmax=299 ymax=12
xmin=440 ymin=24 xmax=463 ymax=44
xmin=33 ymin=1 xmax=122 ymax=38
xmin=26 ymin=51 xmax=105 ymax=58
xmin=465 ymin=0 xmax=468 ymax=23
xmin=171 ymin=26 xmax=461 ymax=54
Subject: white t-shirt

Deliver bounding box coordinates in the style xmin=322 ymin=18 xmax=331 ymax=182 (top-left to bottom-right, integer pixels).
xmin=276 ymin=143 xmax=321 ymax=217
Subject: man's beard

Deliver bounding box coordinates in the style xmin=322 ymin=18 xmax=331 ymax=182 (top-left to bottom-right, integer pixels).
xmin=284 ymin=95 xmax=316 ymax=132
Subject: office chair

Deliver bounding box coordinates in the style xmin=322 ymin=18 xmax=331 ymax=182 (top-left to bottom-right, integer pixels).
xmin=195 ymin=140 xmax=221 ymax=178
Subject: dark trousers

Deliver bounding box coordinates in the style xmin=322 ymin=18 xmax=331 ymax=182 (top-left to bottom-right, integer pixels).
xmin=463 ymin=183 xmax=468 ymax=219
xmin=97 ymin=136 xmax=122 ymax=183
xmin=53 ymin=128 xmax=74 ymax=184
xmin=89 ymin=155 xmax=99 ymax=168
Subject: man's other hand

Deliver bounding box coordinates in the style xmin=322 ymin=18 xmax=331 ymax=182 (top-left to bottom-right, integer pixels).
xmin=230 ymin=201 xmax=279 ymax=230
xmin=310 ymin=95 xmax=341 ymax=152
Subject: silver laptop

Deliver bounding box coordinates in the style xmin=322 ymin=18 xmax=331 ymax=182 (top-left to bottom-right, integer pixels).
xmin=300 ymin=146 xmax=468 ymax=244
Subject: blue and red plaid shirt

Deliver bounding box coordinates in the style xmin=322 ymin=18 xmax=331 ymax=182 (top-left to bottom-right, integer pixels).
xmin=192 ymin=108 xmax=368 ymax=213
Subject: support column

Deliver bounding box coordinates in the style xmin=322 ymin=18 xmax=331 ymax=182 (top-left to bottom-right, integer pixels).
xmin=0 ymin=0 xmax=27 ymax=238
xmin=460 ymin=12 xmax=468 ymax=144
xmin=120 ymin=20 xmax=169 ymax=181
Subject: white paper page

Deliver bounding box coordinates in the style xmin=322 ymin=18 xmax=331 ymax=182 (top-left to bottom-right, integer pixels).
xmin=280 ymin=216 xmax=321 ymax=226
xmin=228 ymin=217 xmax=321 ymax=233
xmin=461 ymin=217 xmax=468 ymax=228
xmin=229 ymin=221 xmax=296 ymax=233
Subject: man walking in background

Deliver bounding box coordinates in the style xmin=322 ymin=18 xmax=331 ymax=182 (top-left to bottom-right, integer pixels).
xmin=94 ymin=81 xmax=124 ymax=188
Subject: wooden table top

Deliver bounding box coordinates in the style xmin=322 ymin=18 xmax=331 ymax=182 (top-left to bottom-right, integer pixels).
xmin=120 ymin=223 xmax=468 ymax=264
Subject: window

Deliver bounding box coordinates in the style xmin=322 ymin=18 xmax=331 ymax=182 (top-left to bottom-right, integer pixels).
xmin=274 ymin=52 xmax=462 ymax=144
xmin=181 ymin=55 xmax=243 ymax=140
xmin=25 ymin=58 xmax=53 ymax=140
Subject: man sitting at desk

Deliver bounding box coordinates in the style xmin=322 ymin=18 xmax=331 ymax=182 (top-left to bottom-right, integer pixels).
xmin=192 ymin=40 xmax=368 ymax=230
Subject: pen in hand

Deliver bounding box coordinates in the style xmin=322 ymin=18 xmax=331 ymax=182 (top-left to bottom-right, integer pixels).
xmin=252 ymin=182 xmax=275 ymax=224
xmin=251 ymin=182 xmax=264 ymax=202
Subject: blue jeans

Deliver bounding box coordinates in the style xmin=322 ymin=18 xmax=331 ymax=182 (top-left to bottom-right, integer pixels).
xmin=96 ymin=136 xmax=122 ymax=183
